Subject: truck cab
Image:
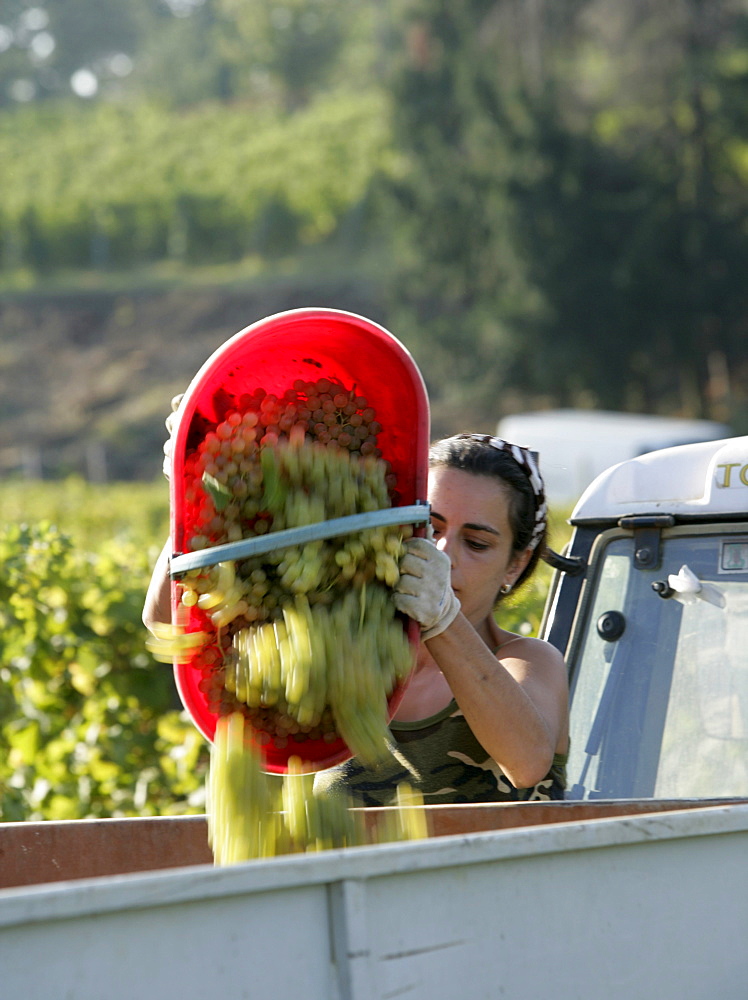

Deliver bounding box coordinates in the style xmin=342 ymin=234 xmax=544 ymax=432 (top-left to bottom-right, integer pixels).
xmin=542 ymin=434 xmax=748 ymax=801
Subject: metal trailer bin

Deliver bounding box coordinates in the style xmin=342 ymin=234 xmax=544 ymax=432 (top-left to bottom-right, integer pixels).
xmin=2 ymin=800 xmax=747 ymax=1000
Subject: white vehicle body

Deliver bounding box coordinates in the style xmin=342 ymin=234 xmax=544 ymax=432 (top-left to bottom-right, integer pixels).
xmin=497 ymin=409 xmax=731 ymax=505
xmin=543 ymin=434 xmax=748 ymax=800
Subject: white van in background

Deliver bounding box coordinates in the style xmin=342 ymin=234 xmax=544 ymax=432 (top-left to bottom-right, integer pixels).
xmin=497 ymin=409 xmax=732 ymax=506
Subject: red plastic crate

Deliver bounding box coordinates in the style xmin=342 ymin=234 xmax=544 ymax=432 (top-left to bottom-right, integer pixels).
xmin=169 ymin=307 xmax=430 ymax=772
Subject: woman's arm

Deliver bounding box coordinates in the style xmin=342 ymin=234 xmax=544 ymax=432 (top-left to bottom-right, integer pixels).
xmin=425 ymin=616 xmax=568 ymax=789
xmin=394 ymin=535 xmax=568 ymax=786
xmin=142 ymin=539 xmax=172 ymax=633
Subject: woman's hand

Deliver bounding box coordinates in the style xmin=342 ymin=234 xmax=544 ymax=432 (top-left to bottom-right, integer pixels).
xmin=394 ymin=537 xmax=461 ymax=639
xmin=162 ymin=393 xmax=184 ymax=479
xmin=142 ymin=538 xmax=173 ymax=633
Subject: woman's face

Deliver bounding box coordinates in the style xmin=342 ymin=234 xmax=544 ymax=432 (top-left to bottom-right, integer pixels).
xmin=428 ymin=465 xmax=531 ymax=627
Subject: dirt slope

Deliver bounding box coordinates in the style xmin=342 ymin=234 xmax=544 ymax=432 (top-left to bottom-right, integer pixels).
xmin=0 ymin=280 xmax=386 ymax=480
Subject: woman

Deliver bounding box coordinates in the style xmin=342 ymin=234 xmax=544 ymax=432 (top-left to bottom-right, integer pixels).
xmin=146 ymin=406 xmax=568 ymax=804
xmin=315 ymin=433 xmax=569 ymax=805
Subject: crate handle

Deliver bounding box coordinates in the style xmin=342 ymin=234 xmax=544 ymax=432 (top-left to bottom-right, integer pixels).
xmin=170 ymin=502 xmax=431 ymax=576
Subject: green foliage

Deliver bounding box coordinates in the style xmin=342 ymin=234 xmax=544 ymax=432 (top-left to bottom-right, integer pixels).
xmin=382 ymin=0 xmax=748 ymax=432
xmin=0 ymin=91 xmax=392 ymax=272
xmin=0 ymin=0 xmax=386 ymax=110
xmin=495 ymin=568 xmax=549 ymax=640
xmin=0 ymin=483 xmax=208 ymax=822
xmin=505 ymin=24 xmax=748 ymax=419
xmin=0 ymin=0 xmax=148 ymax=107
xmin=4 ymin=2 xmax=748 ymax=434
xmin=0 ymin=477 xmax=169 ymax=552
xmin=214 ymin=0 xmax=352 ymax=109
xmin=496 ymin=508 xmax=572 ymax=639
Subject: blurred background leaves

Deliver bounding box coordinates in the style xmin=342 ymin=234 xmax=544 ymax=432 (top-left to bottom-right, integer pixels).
xmin=2 ymin=0 xmax=747 ymax=449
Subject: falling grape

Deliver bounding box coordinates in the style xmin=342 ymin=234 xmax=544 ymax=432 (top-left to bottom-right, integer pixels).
xmin=208 ymin=718 xmax=429 ymax=864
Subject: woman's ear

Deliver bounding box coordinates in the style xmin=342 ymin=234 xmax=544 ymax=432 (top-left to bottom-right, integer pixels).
xmin=503 ymin=546 xmax=534 ymax=589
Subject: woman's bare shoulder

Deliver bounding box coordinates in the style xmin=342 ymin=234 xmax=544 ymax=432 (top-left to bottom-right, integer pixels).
xmin=495 ymin=633 xmax=565 ymax=668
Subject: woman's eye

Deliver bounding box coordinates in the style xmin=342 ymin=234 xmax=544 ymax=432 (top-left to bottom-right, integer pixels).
xmin=466 ymin=539 xmax=489 ymax=551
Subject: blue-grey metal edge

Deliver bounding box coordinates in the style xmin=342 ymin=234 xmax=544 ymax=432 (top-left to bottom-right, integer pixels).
xmin=170 ymin=502 xmax=431 ymax=576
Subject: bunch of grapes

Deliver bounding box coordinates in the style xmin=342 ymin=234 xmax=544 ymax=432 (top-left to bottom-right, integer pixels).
xmin=163 ymin=375 xmax=416 ymax=768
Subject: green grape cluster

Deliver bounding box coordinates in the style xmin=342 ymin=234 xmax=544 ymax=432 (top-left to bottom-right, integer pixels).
xmin=281 ymin=756 xmax=364 ymax=852
xmin=208 ymin=713 xmax=282 ymax=863
xmin=220 ymin=589 xmax=413 ymax=762
xmin=176 ymin=376 xmax=415 ymax=766
xmin=207 ymin=715 xmax=428 ymax=865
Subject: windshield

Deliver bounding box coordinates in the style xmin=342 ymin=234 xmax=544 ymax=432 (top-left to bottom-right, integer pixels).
xmin=567 ymin=528 xmax=748 ymax=799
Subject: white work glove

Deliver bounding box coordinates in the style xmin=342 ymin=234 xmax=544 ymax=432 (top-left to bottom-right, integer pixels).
xmin=393 ymin=536 xmax=461 ymax=640
xmin=162 ymin=393 xmax=184 ymax=479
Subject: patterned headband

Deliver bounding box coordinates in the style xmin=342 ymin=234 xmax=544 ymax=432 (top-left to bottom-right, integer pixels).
xmin=454 ymin=433 xmax=548 ymax=552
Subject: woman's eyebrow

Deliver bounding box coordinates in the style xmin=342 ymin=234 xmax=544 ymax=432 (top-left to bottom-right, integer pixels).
xmin=464 ymin=522 xmax=500 ymax=536
xmin=431 ymin=511 xmax=500 ymax=536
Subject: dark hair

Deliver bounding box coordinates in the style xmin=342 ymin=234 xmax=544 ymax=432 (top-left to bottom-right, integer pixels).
xmin=428 ymin=434 xmax=548 ymax=597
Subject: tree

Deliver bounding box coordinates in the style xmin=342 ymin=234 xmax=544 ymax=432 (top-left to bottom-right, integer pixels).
xmin=382 ymin=0 xmax=748 ymax=431
xmin=380 ymin=0 xmax=594 ymax=434
xmin=508 ymin=0 xmax=748 ymax=422
xmin=0 ymin=0 xmax=147 ymax=105
xmin=213 ymin=0 xmax=370 ymax=109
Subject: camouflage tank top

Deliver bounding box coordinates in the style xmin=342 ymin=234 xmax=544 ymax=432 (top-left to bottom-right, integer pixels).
xmin=314 ymin=700 xmax=568 ymax=807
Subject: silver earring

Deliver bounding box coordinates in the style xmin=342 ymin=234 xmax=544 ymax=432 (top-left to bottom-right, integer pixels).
xmin=500 ymin=583 xmax=513 ymax=595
